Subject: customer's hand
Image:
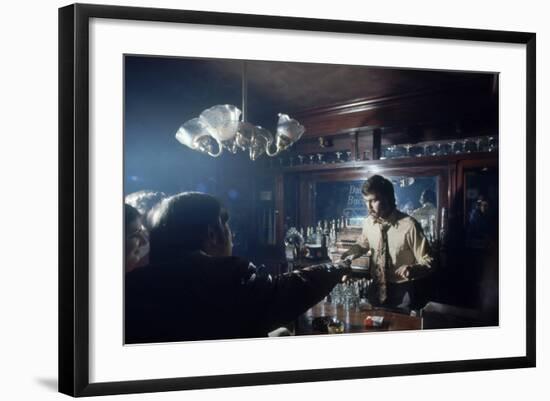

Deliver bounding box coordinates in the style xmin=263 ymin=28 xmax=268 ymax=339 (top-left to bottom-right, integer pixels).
xmin=333 ymin=258 xmax=352 ymax=282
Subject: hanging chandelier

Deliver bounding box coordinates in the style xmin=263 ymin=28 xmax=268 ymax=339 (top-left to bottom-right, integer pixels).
xmin=175 ymin=62 xmax=305 ymax=161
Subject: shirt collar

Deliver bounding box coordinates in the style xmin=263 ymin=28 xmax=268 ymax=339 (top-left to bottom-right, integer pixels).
xmin=374 ymin=209 xmax=399 ymax=227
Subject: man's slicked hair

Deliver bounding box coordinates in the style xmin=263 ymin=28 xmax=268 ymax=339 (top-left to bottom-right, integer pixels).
xmin=148 ymin=192 xmax=227 ymax=263
xmin=361 ymin=175 xmax=396 ymax=209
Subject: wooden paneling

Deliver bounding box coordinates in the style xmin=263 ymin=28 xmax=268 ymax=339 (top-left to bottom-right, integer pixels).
xmin=293 ymin=86 xmax=498 ymax=146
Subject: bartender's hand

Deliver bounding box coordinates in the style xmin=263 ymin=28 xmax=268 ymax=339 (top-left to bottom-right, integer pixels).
xmin=395 ymin=265 xmax=411 ymax=280
xmin=334 ymin=258 xmax=352 ymax=271
xmin=341 ymin=244 xmax=366 ymax=261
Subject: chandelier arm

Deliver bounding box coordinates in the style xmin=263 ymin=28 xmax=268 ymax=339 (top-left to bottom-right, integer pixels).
xmin=207 ymin=148 xmax=223 ymax=157
xmin=206 ymin=138 xmax=223 ymax=157
xmin=265 ymin=142 xmax=280 ymax=157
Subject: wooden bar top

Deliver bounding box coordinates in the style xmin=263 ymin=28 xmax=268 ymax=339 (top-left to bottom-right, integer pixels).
xmin=296 ymin=301 xmax=422 ymax=335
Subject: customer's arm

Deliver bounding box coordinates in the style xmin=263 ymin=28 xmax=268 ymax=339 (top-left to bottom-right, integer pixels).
xmin=240 ymin=261 xmax=351 ymax=333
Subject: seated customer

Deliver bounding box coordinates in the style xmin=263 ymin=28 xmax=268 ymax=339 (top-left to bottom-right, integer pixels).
xmin=125 ymin=192 xmax=350 ymax=343
xmin=125 ymin=189 xmax=166 ymax=227
xmin=125 ymin=204 xmax=150 ymax=273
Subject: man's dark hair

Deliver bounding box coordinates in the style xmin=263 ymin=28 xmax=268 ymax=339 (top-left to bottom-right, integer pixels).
xmin=148 ymin=192 xmax=228 ymax=263
xmin=361 ymin=175 xmax=396 ymax=209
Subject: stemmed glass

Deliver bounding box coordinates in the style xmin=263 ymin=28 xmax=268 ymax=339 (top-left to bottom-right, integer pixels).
xmin=422 ymin=144 xmax=431 ymax=157
xmin=450 ymin=140 xmax=463 ymax=154
xmin=488 ymin=136 xmax=498 ymax=152
xmin=476 ymin=136 xmax=489 ymax=152
xmin=463 ymin=138 xmax=477 ymax=153
xmin=425 ymin=143 xmax=439 ymax=157
xmin=404 ymin=144 xmax=413 ymax=158
xmin=438 ymin=142 xmax=451 ymax=156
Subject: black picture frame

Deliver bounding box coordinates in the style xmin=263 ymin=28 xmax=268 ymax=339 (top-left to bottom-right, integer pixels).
xmin=59 ymin=3 xmax=536 ymax=397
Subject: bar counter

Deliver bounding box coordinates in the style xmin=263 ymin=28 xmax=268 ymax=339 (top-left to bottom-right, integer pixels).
xmin=296 ymin=301 xmax=422 ymax=335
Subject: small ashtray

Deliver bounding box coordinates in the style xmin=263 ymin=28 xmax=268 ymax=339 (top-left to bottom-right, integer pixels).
xmin=312 ymin=316 xmax=344 ymax=334
xmin=327 ymin=320 xmax=344 ymax=334
xmin=311 ymin=316 xmax=333 ymax=333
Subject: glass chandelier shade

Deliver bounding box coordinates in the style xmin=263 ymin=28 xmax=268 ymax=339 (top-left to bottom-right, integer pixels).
xmin=175 ymin=63 xmax=305 ymax=161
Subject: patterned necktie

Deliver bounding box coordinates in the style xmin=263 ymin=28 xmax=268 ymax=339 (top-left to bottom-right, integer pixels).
xmin=374 ymin=221 xmax=392 ymax=304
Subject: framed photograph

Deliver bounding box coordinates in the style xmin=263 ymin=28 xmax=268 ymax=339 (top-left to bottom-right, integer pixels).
xmin=59 ymin=3 xmax=536 ymax=397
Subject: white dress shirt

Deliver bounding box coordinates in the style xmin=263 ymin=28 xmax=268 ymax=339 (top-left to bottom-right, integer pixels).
xmin=356 ymin=209 xmax=433 ymax=283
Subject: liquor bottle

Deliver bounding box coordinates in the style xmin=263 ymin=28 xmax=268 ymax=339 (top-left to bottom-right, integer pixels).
xmin=429 ymin=215 xmax=436 ymax=245
xmin=321 ymin=231 xmax=327 ymax=248
xmin=439 ymin=207 xmax=448 ymax=245
xmin=316 ymin=222 xmax=323 ymax=245
xmin=329 ymin=224 xmax=336 ymax=245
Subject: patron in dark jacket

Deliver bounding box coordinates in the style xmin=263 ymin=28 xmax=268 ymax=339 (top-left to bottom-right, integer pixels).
xmin=125 ymin=192 xmax=350 ymax=344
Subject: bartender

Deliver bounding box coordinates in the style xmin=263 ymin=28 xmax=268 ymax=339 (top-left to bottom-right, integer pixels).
xmin=342 ymin=175 xmax=433 ymax=309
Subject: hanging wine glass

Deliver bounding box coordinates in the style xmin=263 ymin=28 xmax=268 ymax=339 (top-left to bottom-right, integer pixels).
xmin=463 ymin=138 xmax=477 ymax=153
xmin=488 ymin=136 xmax=498 ymax=152
xmin=476 ymin=136 xmax=489 ymax=152
xmin=438 ymin=142 xmax=451 ymax=156
xmin=404 ymin=144 xmax=413 ymax=158
xmin=451 ymin=140 xmax=463 ymax=154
